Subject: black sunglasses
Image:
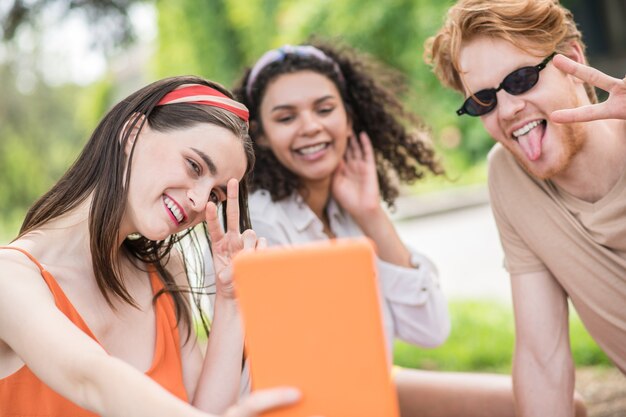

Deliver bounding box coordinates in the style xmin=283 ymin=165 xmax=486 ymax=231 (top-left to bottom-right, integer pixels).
xmin=457 ymin=52 xmax=557 ymax=117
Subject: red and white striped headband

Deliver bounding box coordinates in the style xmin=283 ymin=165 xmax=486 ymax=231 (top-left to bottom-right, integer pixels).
xmin=157 ymin=84 xmax=249 ymax=123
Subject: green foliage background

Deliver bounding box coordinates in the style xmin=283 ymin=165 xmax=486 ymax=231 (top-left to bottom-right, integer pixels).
xmin=1 ymin=0 xmax=496 ymax=241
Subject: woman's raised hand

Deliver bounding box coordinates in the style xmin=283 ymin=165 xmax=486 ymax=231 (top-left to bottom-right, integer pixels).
xmin=206 ymin=178 xmax=266 ymax=299
xmin=331 ymin=131 xmax=381 ymax=220
xmin=551 ymin=54 xmax=626 ymax=123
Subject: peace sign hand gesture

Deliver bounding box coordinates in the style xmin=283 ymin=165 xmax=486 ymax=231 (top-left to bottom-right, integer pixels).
xmin=550 ymin=54 xmax=626 ymax=123
xmin=206 ymin=178 xmax=266 ymax=299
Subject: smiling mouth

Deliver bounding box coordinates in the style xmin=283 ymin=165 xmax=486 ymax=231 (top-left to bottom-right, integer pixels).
xmin=163 ymin=195 xmax=185 ymax=224
xmin=294 ymin=142 xmax=330 ymax=155
xmin=512 ymin=120 xmax=546 ymax=140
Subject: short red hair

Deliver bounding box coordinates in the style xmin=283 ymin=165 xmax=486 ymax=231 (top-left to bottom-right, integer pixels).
xmin=424 ymin=0 xmax=597 ymax=102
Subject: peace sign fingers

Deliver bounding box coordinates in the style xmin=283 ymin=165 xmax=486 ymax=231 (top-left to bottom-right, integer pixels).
xmin=225 ymin=178 xmax=241 ymax=234
xmin=554 ymin=53 xmax=618 ymax=92
xmin=205 ymin=200 xmax=224 ymax=244
xmin=551 ymin=54 xmax=626 ymax=123
xmin=205 ymin=178 xmax=241 ymax=242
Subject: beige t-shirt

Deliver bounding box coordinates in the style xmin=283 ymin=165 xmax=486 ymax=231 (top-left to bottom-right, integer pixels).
xmin=488 ymin=144 xmax=626 ymax=374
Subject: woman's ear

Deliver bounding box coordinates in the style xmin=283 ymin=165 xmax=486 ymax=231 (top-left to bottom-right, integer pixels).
xmin=346 ymin=114 xmax=355 ymax=138
xmin=250 ymin=120 xmax=269 ymax=147
xmin=256 ymin=134 xmax=270 ymax=147
xmin=120 ymin=112 xmax=146 ymax=156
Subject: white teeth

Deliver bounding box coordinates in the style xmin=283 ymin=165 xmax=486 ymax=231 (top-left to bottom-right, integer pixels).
xmin=163 ymin=195 xmax=183 ymax=223
xmin=296 ymin=143 xmax=327 ymax=155
xmin=512 ymin=120 xmax=543 ymax=138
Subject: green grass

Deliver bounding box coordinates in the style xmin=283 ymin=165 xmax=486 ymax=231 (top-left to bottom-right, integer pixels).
xmin=393 ymin=300 xmax=612 ymax=373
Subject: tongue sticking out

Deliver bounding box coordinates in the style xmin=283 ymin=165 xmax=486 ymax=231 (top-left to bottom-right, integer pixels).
xmin=517 ymin=122 xmax=545 ymax=161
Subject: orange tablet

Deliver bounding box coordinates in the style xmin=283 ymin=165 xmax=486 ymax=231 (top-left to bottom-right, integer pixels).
xmin=233 ymin=238 xmax=399 ymax=417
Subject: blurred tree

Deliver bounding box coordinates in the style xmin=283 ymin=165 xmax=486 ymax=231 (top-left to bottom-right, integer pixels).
xmin=155 ymin=0 xmax=242 ymax=83
xmin=1 ymin=0 xmax=142 ymax=50
xmin=0 ymin=60 xmax=88 ymax=239
xmin=0 ymin=0 xmax=124 ymax=240
xmin=154 ymin=0 xmax=282 ymax=86
xmin=1 ymin=0 xmax=499 ymax=240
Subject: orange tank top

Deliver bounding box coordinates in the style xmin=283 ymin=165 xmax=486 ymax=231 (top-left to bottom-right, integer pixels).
xmin=0 ymin=247 xmax=188 ymax=416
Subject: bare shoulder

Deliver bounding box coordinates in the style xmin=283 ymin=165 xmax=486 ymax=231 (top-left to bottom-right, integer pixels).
xmin=0 ymin=246 xmax=56 ymax=310
xmin=0 ymin=247 xmax=56 ymax=351
xmin=0 ymin=247 xmax=47 ymax=285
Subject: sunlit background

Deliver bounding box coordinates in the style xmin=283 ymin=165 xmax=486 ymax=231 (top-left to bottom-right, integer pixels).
xmin=1 ymin=0 xmax=624 ymax=240
xmin=2 ymin=1 xmax=625 ymax=410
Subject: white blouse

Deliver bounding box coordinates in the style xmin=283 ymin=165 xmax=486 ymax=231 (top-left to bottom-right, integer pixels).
xmin=248 ymin=189 xmax=450 ymax=357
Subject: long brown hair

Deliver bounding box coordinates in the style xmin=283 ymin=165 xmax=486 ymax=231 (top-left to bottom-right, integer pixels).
xmin=18 ymin=75 xmax=254 ymax=338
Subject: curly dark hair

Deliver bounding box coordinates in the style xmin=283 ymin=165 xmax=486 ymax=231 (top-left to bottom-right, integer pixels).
xmin=233 ymin=39 xmax=443 ymax=208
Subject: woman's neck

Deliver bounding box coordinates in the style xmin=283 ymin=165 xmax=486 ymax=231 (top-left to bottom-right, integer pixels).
xmin=299 ymin=177 xmax=333 ymax=230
